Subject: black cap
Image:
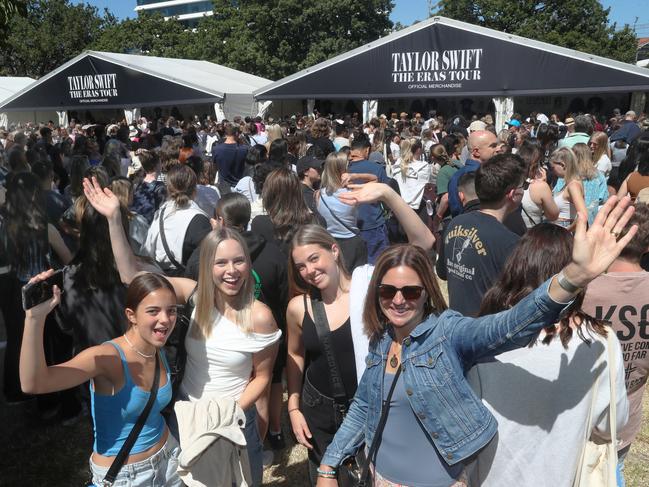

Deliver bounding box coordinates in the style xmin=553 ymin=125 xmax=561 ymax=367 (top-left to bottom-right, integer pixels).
xmin=296 ymin=155 xmax=324 ymax=176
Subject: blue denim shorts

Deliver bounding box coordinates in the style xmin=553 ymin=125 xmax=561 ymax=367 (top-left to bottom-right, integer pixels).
xmin=88 ymin=434 xmax=182 ymax=487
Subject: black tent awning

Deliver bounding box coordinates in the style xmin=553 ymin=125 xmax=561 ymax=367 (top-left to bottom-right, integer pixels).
xmin=0 ymin=52 xmax=225 ymax=112
xmin=255 ymin=16 xmax=649 ymax=100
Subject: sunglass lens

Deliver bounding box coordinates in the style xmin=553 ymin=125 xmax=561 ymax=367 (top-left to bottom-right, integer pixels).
xmin=401 ymin=286 xmax=424 ymax=300
xmin=378 ymin=285 xmax=398 ymax=300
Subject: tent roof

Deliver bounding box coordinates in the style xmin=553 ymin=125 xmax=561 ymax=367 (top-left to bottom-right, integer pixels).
xmin=0 ymin=51 xmax=272 ymax=111
xmin=255 ymin=16 xmax=649 ymax=100
xmin=0 ymin=77 xmax=35 ymax=101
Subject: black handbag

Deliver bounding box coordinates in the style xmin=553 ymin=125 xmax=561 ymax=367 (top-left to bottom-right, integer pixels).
xmin=91 ymin=353 xmax=161 ymax=486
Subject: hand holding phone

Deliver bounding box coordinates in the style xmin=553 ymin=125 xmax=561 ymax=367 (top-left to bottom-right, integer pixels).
xmin=22 ymin=269 xmax=64 ymax=312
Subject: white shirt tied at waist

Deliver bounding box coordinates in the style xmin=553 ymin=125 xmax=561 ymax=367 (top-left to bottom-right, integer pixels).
xmin=175 ymin=396 xmax=251 ymax=487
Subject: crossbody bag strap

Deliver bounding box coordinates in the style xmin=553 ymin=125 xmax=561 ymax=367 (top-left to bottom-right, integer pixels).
xmin=606 ymin=330 xmax=618 ymax=462
xmin=521 ymin=204 xmax=540 ymax=226
xmin=158 ymin=206 xmax=185 ymax=271
xmin=358 ymin=366 xmax=402 ymax=486
xmin=310 ymin=296 xmax=348 ymax=404
xmin=103 ymin=353 xmax=161 ymax=485
xmin=318 ymin=193 xmax=360 ymax=236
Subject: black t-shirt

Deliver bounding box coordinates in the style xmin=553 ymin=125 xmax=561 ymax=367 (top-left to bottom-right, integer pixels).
xmin=438 ymin=211 xmax=519 ymax=316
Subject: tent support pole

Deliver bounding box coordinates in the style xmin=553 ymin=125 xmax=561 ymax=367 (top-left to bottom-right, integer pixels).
xmin=630 ymin=92 xmax=647 ymax=115
xmin=492 ymin=96 xmax=514 ymax=133
xmin=307 ymin=99 xmax=315 ymax=117
xmin=56 ymin=110 xmax=68 ymax=128
xmin=362 ymin=100 xmax=378 ymax=123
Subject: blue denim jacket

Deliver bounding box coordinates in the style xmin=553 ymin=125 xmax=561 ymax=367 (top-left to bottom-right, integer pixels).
xmin=321 ymin=277 xmax=572 ymax=467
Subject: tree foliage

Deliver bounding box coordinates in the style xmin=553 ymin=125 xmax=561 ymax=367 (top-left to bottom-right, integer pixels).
xmin=185 ymin=0 xmax=394 ymax=80
xmin=91 ymin=13 xmax=191 ymax=58
xmin=0 ymin=0 xmax=115 ymax=78
xmin=436 ymin=0 xmax=637 ymax=64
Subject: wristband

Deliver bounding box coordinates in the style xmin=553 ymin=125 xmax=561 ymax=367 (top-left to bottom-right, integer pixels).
xmin=317 ymin=467 xmax=337 ymax=477
xmin=556 ymin=270 xmax=582 ymax=294
xmin=288 ymin=408 xmax=300 ymax=414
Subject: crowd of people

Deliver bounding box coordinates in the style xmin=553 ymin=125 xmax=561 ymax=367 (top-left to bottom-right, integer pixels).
xmin=1 ymin=105 xmax=649 ymax=487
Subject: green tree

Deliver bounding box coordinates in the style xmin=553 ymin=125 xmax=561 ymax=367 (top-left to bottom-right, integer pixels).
xmin=436 ymin=0 xmax=637 ymax=64
xmin=91 ymin=12 xmax=191 ymax=57
xmin=185 ymin=0 xmax=394 ymax=80
xmin=0 ymin=0 xmax=115 ymax=78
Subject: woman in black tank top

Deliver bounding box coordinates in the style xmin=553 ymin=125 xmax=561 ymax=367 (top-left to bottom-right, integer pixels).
xmin=286 ymin=225 xmax=357 ymax=486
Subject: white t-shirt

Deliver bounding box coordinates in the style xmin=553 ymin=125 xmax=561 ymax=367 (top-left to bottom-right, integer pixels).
xmin=466 ymin=329 xmax=628 ymax=487
xmin=390 ymin=159 xmax=432 ymax=209
xmin=595 ymin=154 xmax=612 ymax=177
xmin=350 ymin=264 xmax=373 ymax=382
xmin=233 ymin=176 xmax=259 ymax=203
xmin=181 ymin=311 xmax=281 ymax=401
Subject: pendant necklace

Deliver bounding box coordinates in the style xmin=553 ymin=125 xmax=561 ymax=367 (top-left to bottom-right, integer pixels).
xmin=124 ymin=333 xmax=155 ymax=359
xmin=389 ymin=354 xmax=399 ymax=368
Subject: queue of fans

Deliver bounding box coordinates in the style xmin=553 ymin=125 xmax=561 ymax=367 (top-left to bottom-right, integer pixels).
xmin=1 ymin=106 xmax=649 ymax=487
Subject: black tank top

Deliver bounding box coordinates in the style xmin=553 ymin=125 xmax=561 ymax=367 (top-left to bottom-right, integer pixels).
xmin=301 ymin=296 xmax=357 ymax=399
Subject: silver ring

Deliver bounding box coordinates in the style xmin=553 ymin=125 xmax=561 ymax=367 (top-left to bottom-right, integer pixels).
xmin=611 ymin=230 xmax=620 ymax=238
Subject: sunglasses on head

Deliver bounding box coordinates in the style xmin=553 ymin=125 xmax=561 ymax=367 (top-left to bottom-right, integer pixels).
xmin=378 ymin=284 xmax=425 ymax=301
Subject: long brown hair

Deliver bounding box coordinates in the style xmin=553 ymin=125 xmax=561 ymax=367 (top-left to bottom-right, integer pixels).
xmin=262 ymin=167 xmax=316 ymax=243
xmin=479 ymin=223 xmax=607 ymax=347
xmin=288 ymin=224 xmax=350 ymax=298
xmin=363 ymin=245 xmax=447 ymax=341
xmin=572 ymin=143 xmax=598 ymax=181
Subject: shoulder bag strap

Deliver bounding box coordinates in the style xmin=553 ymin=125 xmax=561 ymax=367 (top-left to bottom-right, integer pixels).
xmin=310 ymin=296 xmax=348 ymax=404
xmin=358 ymin=366 xmax=402 ymax=486
xmin=319 ymin=193 xmax=360 ymax=236
xmin=606 ymin=330 xmax=618 ymax=471
xmin=158 ymin=206 xmax=185 ymax=271
xmin=521 ymin=204 xmax=540 ymax=226
xmin=103 ymin=353 xmax=161 ymax=485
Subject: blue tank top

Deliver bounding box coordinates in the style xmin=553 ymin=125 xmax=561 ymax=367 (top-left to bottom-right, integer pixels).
xmin=91 ymin=341 xmax=172 ymax=456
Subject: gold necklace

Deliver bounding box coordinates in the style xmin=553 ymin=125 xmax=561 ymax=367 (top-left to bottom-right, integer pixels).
xmin=124 ymin=334 xmax=155 ymax=359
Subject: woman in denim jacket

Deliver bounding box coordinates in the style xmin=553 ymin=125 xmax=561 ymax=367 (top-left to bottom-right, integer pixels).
xmin=317 ymin=195 xmax=637 ymax=487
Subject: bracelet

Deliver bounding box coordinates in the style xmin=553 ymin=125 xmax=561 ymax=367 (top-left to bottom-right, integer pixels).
xmin=288 ymin=407 xmax=300 ymax=414
xmin=556 ymin=270 xmax=582 ymax=293
xmin=317 ymin=467 xmax=337 ymax=477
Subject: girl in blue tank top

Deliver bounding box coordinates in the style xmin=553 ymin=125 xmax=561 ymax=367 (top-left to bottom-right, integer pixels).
xmin=20 ymin=271 xmax=183 ymax=487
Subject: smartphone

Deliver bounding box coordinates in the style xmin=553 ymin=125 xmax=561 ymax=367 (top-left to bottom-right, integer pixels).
xmin=21 ymin=269 xmax=64 ymax=310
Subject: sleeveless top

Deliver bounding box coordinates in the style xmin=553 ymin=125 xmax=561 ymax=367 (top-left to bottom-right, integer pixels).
xmin=91 ymin=341 xmax=171 ymax=456
xmin=317 ymin=189 xmax=359 ymax=239
xmin=627 ymin=172 xmax=649 ymax=200
xmin=181 ymin=309 xmax=281 ymax=401
xmin=301 ymin=295 xmax=357 ymax=399
xmin=553 ymin=189 xmax=575 ymax=227
xmin=521 ymin=188 xmax=544 ymax=228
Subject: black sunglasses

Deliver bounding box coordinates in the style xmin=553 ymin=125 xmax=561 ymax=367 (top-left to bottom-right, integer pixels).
xmin=378 ymin=284 xmax=425 ymax=301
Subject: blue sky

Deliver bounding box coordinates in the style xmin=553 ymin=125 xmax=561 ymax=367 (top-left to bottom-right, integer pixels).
xmin=77 ymin=0 xmax=649 ymax=37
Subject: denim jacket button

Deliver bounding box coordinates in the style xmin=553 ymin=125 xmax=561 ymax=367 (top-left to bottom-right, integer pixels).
xmin=404 ymin=337 xmax=412 ymax=346
xmin=417 ymin=412 xmax=426 ymax=419
xmin=400 ymin=364 xmax=406 ymax=372
xmin=447 ymin=453 xmax=453 ymax=460
xmin=427 ymin=357 xmax=433 ymax=365
xmin=406 ymin=388 xmax=413 ymax=396
xmin=432 ymin=432 xmax=439 ymax=439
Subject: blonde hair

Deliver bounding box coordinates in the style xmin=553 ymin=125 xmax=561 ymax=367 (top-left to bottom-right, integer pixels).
xmin=266 ymin=124 xmax=283 ymax=144
xmin=551 ymin=147 xmax=580 ymax=183
xmin=321 ymin=152 xmax=348 ymax=194
xmin=572 ymin=143 xmax=598 ymax=181
xmin=192 ymin=228 xmax=255 ymax=339
xmin=590 ymin=131 xmax=611 ymax=167
xmin=398 ymin=138 xmax=414 ymax=181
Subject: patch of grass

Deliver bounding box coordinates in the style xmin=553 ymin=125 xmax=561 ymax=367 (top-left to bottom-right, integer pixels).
xmin=624 ymin=390 xmax=649 ymax=486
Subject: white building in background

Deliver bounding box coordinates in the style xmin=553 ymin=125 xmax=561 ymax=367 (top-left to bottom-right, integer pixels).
xmin=134 ymin=0 xmax=214 ymax=27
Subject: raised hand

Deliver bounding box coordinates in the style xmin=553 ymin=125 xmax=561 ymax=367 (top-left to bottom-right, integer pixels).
xmin=337 ymin=182 xmax=390 ymax=206
xmin=24 ymin=270 xmax=61 ymax=318
xmin=565 ymin=195 xmax=637 ymax=287
xmin=82 ymin=176 xmax=120 ymax=220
